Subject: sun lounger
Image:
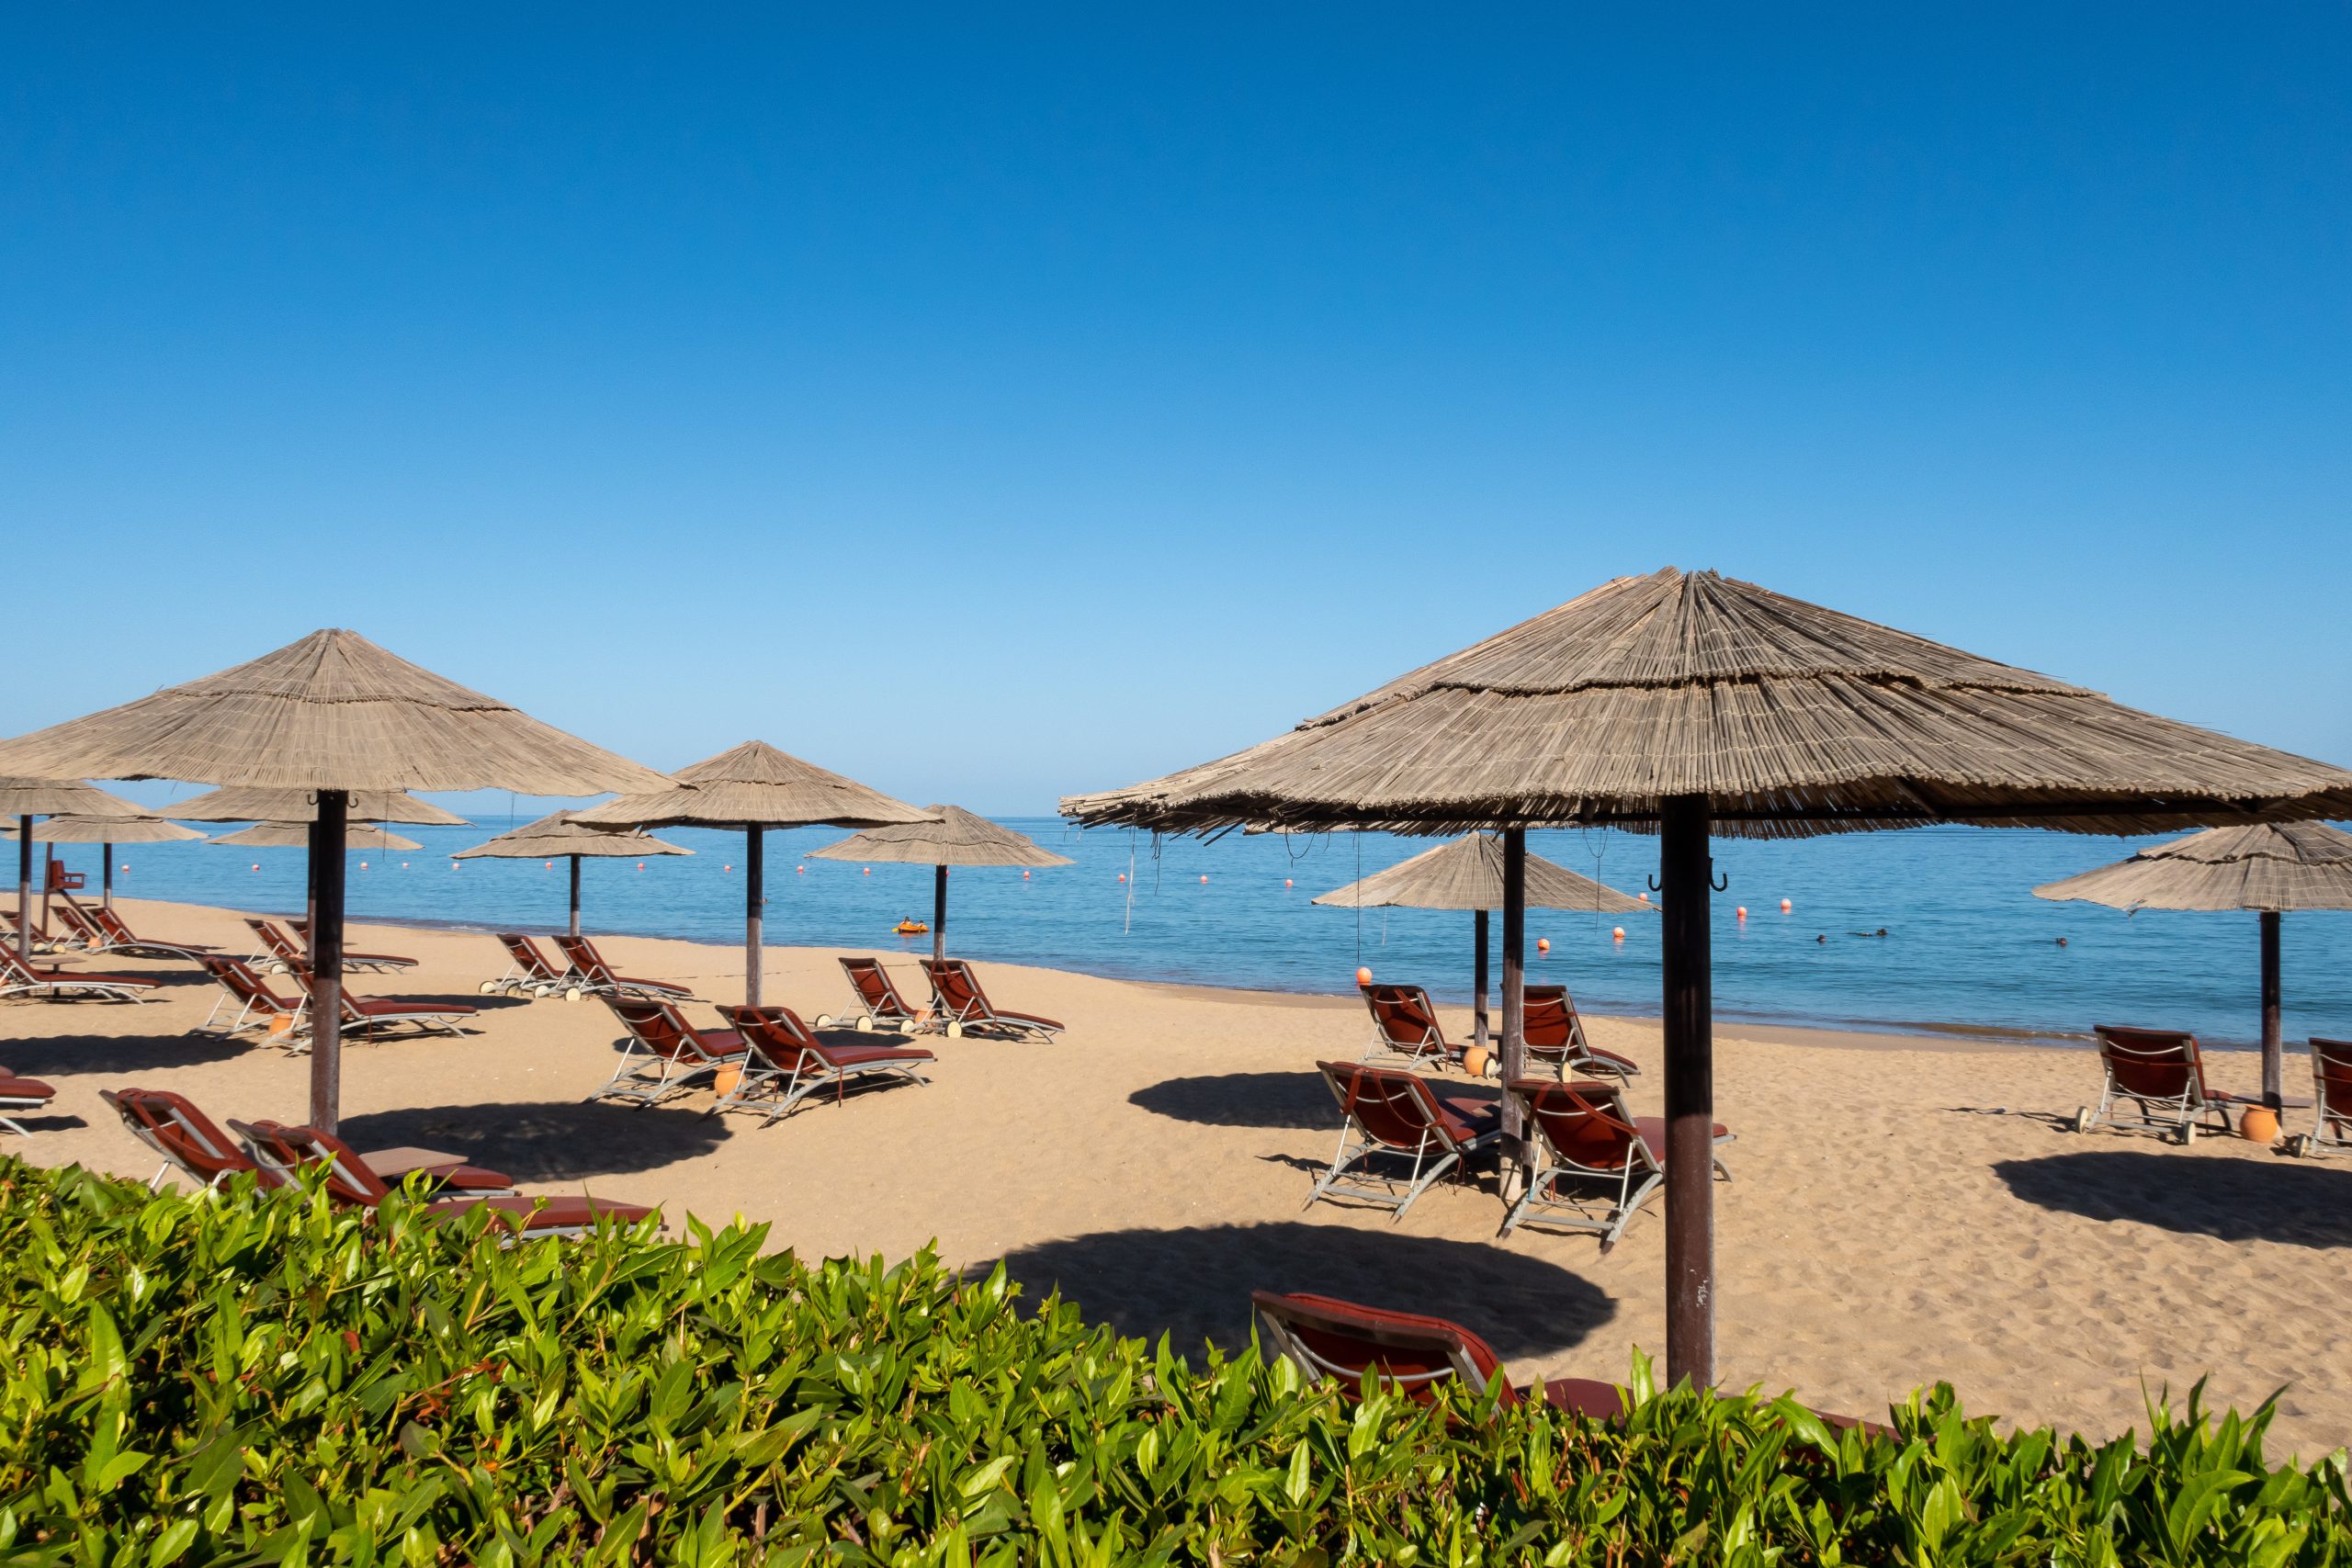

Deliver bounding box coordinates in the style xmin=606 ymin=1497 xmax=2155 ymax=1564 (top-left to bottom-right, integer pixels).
xmin=6 ymin=905 xmax=65 ymax=954
xmin=231 ymin=1119 xmax=653 ymax=1236
xmin=824 ymin=956 xmax=925 ymax=1032
xmin=919 ymin=957 xmax=1065 ymax=1042
xmin=1251 ymin=1292 xmax=1626 ymax=1417
xmin=1308 ymin=1059 xmax=1501 ymax=1218
xmin=245 ymin=917 xmax=413 ymax=976
xmin=0 ymin=942 xmax=159 ymax=1003
xmin=2291 ymin=1038 xmax=2352 ymax=1158
xmin=1252 ymin=1292 xmax=1888 ymax=1436
xmin=590 ymin=995 xmax=748 ymax=1107
xmin=484 ymin=932 xmax=570 ymax=997
xmin=0 ymin=1067 xmax=57 ymax=1135
xmin=2075 ymin=1024 xmax=2254 ymax=1144
xmin=195 ymin=955 xmax=309 ymax=1039
xmin=1498 ymin=1077 xmax=1732 ymax=1244
xmin=102 ymin=1086 xmax=513 ymax=1196
xmin=1360 ymin=983 xmax=1464 ymax=1066
xmin=76 ymin=899 xmax=214 ymax=962
xmin=281 ymin=962 xmax=477 ymax=1042
xmin=712 ymin=1003 xmax=934 ymax=1124
xmin=49 ymin=900 xmax=104 ymax=950
xmin=553 ymin=934 xmax=694 ymax=1002
xmin=1523 ymin=986 xmax=1639 ymax=1080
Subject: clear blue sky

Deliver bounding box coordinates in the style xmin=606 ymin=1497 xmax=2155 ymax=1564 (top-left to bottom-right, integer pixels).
xmin=6 ymin=6 xmax=2346 ymax=813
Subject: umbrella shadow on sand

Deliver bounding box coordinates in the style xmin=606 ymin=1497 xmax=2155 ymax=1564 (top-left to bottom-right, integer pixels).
xmin=337 ymin=1100 xmax=728 ymax=1182
xmin=972 ymin=1221 xmax=1616 ymax=1363
xmin=1129 ymin=1072 xmax=1340 ymax=1131
xmin=0 ymin=1030 xmax=254 ymax=1077
xmin=1993 ymin=1149 xmax=2352 ymax=1247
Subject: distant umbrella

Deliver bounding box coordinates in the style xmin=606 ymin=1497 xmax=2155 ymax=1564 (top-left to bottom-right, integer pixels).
xmin=573 ymin=740 xmax=929 ymax=1007
xmin=453 ymin=811 xmax=690 ymax=936
xmin=32 ymin=812 xmax=206 ymax=910
xmin=209 ymin=820 xmax=424 ymax=852
xmin=0 ymin=778 xmax=146 ymax=962
xmin=1313 ymin=833 xmax=1651 ymax=1050
xmin=2035 ymin=823 xmax=2352 ymax=1109
xmin=809 ymin=805 xmax=1070 ymax=962
xmin=171 ymin=784 xmax=469 ymax=826
xmin=0 ymin=628 xmax=665 ymax=1132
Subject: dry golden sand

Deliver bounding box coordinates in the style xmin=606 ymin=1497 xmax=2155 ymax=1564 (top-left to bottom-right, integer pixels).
xmin=7 ymin=897 xmax=2347 ymax=1458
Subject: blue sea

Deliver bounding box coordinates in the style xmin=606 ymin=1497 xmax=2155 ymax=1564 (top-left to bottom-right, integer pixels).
xmin=39 ymin=816 xmax=2352 ymax=1049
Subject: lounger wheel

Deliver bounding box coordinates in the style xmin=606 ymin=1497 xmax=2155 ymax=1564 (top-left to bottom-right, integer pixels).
xmin=813 ymin=1013 xmax=834 ymax=1028
xmin=2179 ymin=1122 xmax=2196 ymax=1146
xmin=562 ymin=987 xmax=583 ymax=1002
xmin=478 ymin=980 xmax=500 ymax=995
xmin=854 ymin=1016 xmax=872 ymax=1032
xmin=944 ymin=1021 xmax=964 ymax=1040
xmin=2290 ymin=1134 xmax=2314 ymax=1158
xmin=2070 ymin=1106 xmax=2090 ymax=1133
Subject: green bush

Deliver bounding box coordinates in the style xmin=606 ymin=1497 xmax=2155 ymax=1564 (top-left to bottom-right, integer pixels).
xmin=1 ymin=1158 xmax=2346 ymax=1566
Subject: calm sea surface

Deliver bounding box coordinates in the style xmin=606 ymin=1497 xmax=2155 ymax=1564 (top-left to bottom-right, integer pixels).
xmin=41 ymin=817 xmax=2352 ymax=1049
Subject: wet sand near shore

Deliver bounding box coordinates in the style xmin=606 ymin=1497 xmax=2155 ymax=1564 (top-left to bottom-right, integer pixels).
xmin=6 ymin=897 xmax=2346 ymax=1458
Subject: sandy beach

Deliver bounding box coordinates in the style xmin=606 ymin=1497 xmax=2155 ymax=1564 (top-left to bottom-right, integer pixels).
xmin=6 ymin=897 xmax=2346 ymax=1459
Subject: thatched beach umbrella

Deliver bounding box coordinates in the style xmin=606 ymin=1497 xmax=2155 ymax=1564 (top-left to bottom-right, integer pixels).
xmin=2033 ymin=823 xmax=2352 ymax=1108
xmin=1064 ymin=567 xmax=2352 ymax=1386
xmin=571 ymin=741 xmax=929 ymax=1006
xmin=171 ymin=784 xmax=469 ymax=827
xmin=1312 ymin=832 xmax=1652 ymax=1050
xmin=0 ymin=630 xmax=666 ymax=1132
xmin=452 ymin=811 xmax=691 ymax=936
xmin=33 ymin=813 xmax=207 ymax=908
xmin=808 ymin=805 xmax=1071 ymax=963
xmin=0 ymin=778 xmax=145 ymax=961
xmin=210 ymin=821 xmax=424 ymax=852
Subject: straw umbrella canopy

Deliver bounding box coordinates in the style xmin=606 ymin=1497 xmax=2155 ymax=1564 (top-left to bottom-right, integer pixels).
xmin=0 ymin=778 xmax=146 ymax=961
xmin=2033 ymin=823 xmax=2352 ymax=1107
xmin=808 ymin=805 xmax=1071 ymax=963
xmin=0 ymin=629 xmax=667 ymax=1132
xmin=1064 ymin=566 xmax=2352 ymax=1386
xmin=210 ymin=821 xmax=424 ymax=852
xmin=571 ymin=740 xmax=929 ymax=1006
xmin=33 ymin=813 xmax=206 ymax=910
xmin=170 ymin=784 xmax=469 ymax=827
xmin=452 ymin=811 xmax=691 ymax=936
xmin=1312 ymin=832 xmax=1652 ymax=1050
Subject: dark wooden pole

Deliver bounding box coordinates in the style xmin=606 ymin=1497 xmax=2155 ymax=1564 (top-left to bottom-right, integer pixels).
xmin=933 ymin=863 xmax=948 ymax=963
xmin=1500 ymin=829 xmax=1527 ymax=1164
xmin=1473 ymin=908 xmax=1491 ymax=1053
xmin=14 ymin=815 xmax=29 ymax=962
xmin=2260 ymin=910 xmax=2283 ymax=1110
xmin=103 ymin=841 xmax=114 ymax=909
xmin=309 ymin=789 xmax=347 ymax=1134
xmin=39 ymin=834 xmax=53 ymax=931
xmin=305 ymin=831 xmax=319 ymax=938
xmin=568 ymin=855 xmax=582 ymax=937
xmin=744 ymin=827 xmax=764 ymax=1008
xmin=1659 ymin=794 xmax=1715 ymax=1388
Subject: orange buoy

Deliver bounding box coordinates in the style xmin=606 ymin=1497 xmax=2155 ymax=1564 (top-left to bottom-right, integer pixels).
xmin=1637 ymin=892 xmax=1649 ymax=903
xmin=1611 ymin=926 xmax=1626 ymax=941
xmin=251 ymin=863 xmax=260 ymax=872
xmin=1284 ymin=878 xmax=1294 ymax=887
xmin=1199 ymin=874 xmax=1208 ymax=884
xmin=359 ymin=862 xmax=368 ymax=871
xmin=863 ymin=867 xmax=871 ymax=875
xmin=724 ymin=863 xmax=732 ymax=872
xmin=1117 ymin=872 xmax=1126 ymax=883
xmin=637 ymin=862 xmax=645 ymax=871
xmin=1355 ymin=965 xmax=1373 ymax=986
xmin=796 ymin=865 xmax=805 ymax=874
xmin=1780 ymin=897 xmax=1792 ymax=913
xmin=1536 ymin=936 xmax=1550 ymax=954
xmin=1736 ymin=906 xmax=1748 ymax=919
xmin=1023 ymin=870 xmax=1031 ymax=879
xmin=545 ymin=860 xmax=553 ymax=870
xmin=118 ymin=863 xmax=128 ymax=873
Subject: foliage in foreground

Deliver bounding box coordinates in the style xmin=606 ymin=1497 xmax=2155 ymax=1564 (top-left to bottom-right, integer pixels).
xmin=0 ymin=1160 xmax=2347 ymax=1565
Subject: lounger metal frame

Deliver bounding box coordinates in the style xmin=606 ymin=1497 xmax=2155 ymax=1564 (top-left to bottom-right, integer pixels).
xmin=826 ymin=956 xmax=924 ymax=1032
xmin=483 ymin=932 xmax=571 ymax=998
xmin=1498 ymin=1078 xmax=1731 ymax=1245
xmin=0 ymin=944 xmax=156 ymax=1004
xmin=0 ymin=1078 xmax=52 ymax=1136
xmin=712 ymin=1004 xmax=933 ymax=1125
xmin=1523 ymin=986 xmax=1638 ymax=1081
xmin=2075 ymin=1025 xmax=2243 ymax=1145
xmin=1308 ymin=1060 xmax=1498 ymax=1219
xmin=553 ymin=934 xmax=694 ymax=1002
xmin=248 ymin=917 xmax=412 ymax=976
xmin=194 ymin=956 xmax=310 ymax=1041
xmin=591 ymin=996 xmax=745 ymax=1107
xmin=2294 ymin=1038 xmax=2352 ymax=1158
xmin=101 ymin=1087 xmax=269 ymax=1191
xmin=1252 ymin=1292 xmax=1491 ymax=1400
xmin=1359 ymin=984 xmax=1456 ymax=1066
xmin=232 ymin=1120 xmax=593 ymax=1238
xmin=920 ymin=957 xmax=1064 ymax=1042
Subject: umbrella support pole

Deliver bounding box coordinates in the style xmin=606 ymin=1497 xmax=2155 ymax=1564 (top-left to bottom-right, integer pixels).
xmin=568 ymin=855 xmax=582 ymax=938
xmin=744 ymin=828 xmax=763 ymax=1009
xmin=102 ymin=842 xmax=113 ymax=909
xmin=14 ymin=815 xmax=28 ymax=962
xmin=2261 ymin=910 xmax=2282 ymax=1110
xmin=1473 ymin=908 xmax=1490 ymax=1054
xmin=1499 ymin=830 xmax=1526 ymax=1171
xmin=1660 ymin=794 xmax=1715 ymax=1390
xmin=934 ymin=864 xmax=947 ymax=964
xmin=309 ymin=790 xmax=347 ymax=1134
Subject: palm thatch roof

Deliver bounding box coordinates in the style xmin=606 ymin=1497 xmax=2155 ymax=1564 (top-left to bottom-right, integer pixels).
xmin=571 ymin=740 xmax=929 ymax=831
xmin=2033 ymin=823 xmax=2352 ymax=914
xmin=167 ymin=784 xmax=469 ymax=826
xmin=1310 ymin=832 xmax=1654 ymax=914
xmin=453 ymin=811 xmax=691 ymax=861
xmin=209 ymin=821 xmax=424 ymax=852
xmin=807 ymin=805 xmax=1072 ymax=869
xmin=1062 ymin=568 xmax=2352 ymax=840
xmin=0 ymin=630 xmax=668 ymax=795
xmin=31 ymin=814 xmax=207 ymax=845
xmin=0 ymin=777 xmax=148 ymax=818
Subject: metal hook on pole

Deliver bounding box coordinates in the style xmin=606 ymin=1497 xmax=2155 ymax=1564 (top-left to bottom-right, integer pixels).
xmin=1711 ymin=869 xmax=1729 ymax=893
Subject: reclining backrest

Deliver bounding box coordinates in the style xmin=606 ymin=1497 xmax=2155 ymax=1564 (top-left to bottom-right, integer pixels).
xmin=2095 ymin=1025 xmax=2202 ymax=1101
xmin=247 ymin=919 xmax=303 ymax=964
xmin=1319 ymin=1060 xmax=1448 ymax=1149
xmin=232 ymin=1119 xmax=390 ymax=1207
xmin=102 ymin=1087 xmax=264 ymax=1186
xmin=2313 ymin=1039 xmax=2352 ymax=1131
xmin=1511 ymin=1077 xmax=1640 ymax=1170
xmin=1364 ymin=985 xmax=1444 ymax=1054
xmin=1251 ymin=1291 xmax=1512 ymax=1405
xmin=52 ymin=900 xmax=102 ymax=942
xmin=722 ymin=1004 xmax=823 ymax=1066
xmin=922 ymin=958 xmax=982 ymax=1015
xmin=1521 ymin=986 xmax=1587 ymax=1058
xmin=203 ymin=955 xmax=298 ymax=1011
xmin=555 ymin=934 xmax=615 ymax=982
xmin=606 ymin=995 xmax=712 ymax=1061
xmin=497 ymin=932 xmax=559 ymax=978
xmin=94 ymin=906 xmax=141 ymax=944
xmin=842 ymin=957 xmax=910 ymax=1013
